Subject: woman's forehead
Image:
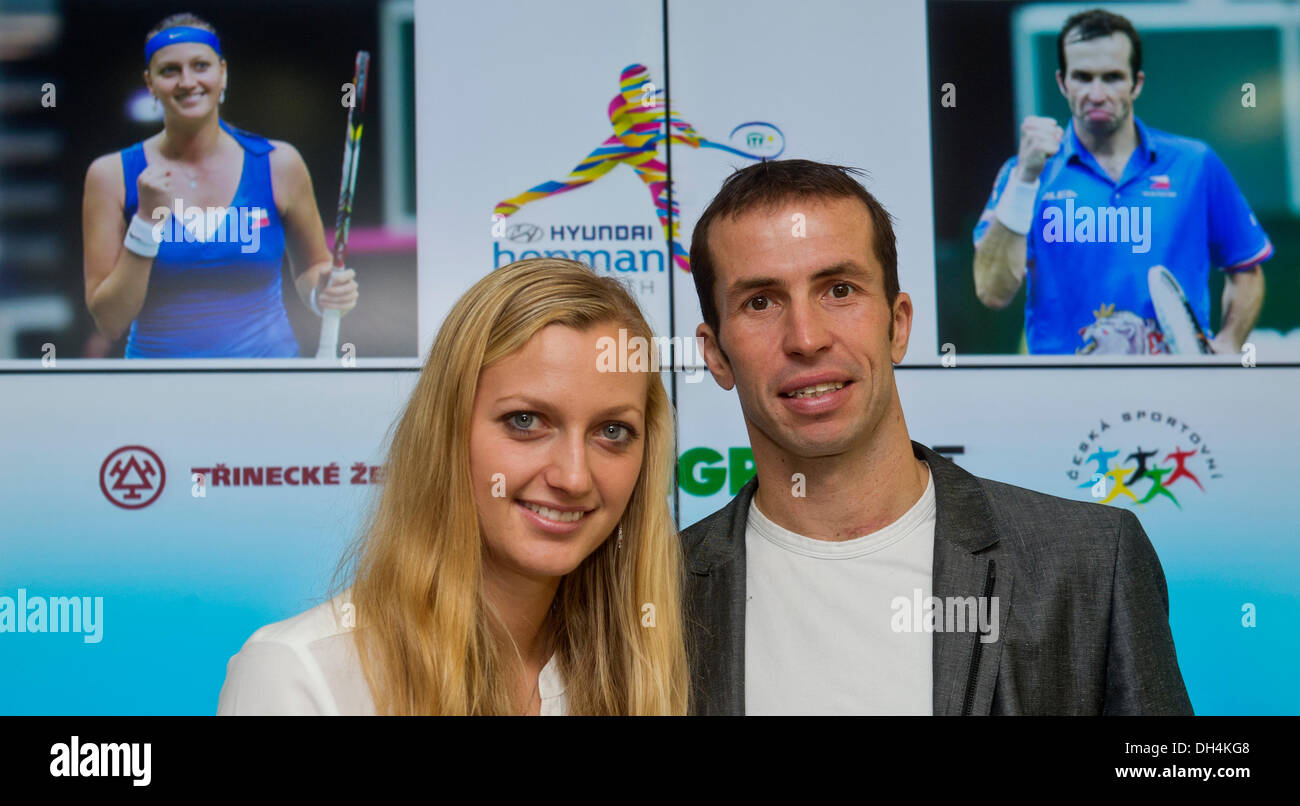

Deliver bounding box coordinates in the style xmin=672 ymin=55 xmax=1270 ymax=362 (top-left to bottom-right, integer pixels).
xmin=150 ymin=41 xmax=220 ymax=68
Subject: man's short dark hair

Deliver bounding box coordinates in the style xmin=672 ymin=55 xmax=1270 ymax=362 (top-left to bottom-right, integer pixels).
xmin=689 ymin=159 xmax=899 ymax=340
xmin=1057 ymin=8 xmax=1142 ymax=80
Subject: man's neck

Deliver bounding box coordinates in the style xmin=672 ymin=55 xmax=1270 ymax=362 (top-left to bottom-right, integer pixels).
xmin=749 ymin=408 xmax=930 ymax=542
xmin=1075 ymin=117 xmax=1139 ymax=180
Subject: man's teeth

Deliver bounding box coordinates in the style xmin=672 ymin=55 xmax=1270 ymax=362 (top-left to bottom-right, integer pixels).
xmin=788 ymin=381 xmax=844 ymax=399
xmin=523 ymin=502 xmax=586 ymax=522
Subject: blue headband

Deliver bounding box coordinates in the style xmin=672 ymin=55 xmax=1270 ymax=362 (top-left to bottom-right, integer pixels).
xmin=145 ymin=26 xmax=222 ymax=66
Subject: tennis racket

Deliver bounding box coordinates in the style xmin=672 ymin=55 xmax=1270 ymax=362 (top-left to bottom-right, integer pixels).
xmin=1148 ymin=265 xmax=1211 ymax=355
xmin=316 ymin=50 xmax=371 ymax=359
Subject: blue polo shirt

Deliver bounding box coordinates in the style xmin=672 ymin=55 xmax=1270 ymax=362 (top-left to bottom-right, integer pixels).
xmin=974 ymin=118 xmax=1272 ymax=354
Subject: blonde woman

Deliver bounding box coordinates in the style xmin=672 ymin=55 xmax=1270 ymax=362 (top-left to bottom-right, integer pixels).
xmin=83 ymin=12 xmax=358 ymax=357
xmin=217 ymin=258 xmax=688 ymax=714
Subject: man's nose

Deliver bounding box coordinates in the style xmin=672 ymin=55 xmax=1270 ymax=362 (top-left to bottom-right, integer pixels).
xmin=783 ymin=297 xmax=832 ymax=357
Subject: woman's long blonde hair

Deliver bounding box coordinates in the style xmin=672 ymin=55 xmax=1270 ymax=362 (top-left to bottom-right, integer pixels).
xmin=335 ymin=258 xmax=688 ymax=714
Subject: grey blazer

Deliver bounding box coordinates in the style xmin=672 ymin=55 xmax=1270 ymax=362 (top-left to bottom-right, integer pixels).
xmin=680 ymin=441 xmax=1194 ymax=715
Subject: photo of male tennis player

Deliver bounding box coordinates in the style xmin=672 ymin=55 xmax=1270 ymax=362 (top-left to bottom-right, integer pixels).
xmin=81 ymin=13 xmax=359 ymax=358
xmin=971 ymin=8 xmax=1271 ymax=356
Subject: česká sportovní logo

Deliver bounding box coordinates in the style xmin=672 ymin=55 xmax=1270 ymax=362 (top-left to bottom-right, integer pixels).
xmin=1066 ymin=410 xmax=1221 ymax=510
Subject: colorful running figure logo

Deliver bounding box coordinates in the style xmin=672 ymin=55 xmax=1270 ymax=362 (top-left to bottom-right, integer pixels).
xmin=1084 ymin=443 xmax=1207 ymax=509
xmin=493 ymin=63 xmax=784 ymax=272
xmin=1123 ymin=446 xmax=1159 ymax=486
xmin=1076 ymin=447 xmax=1120 ymax=488
xmin=1163 ymin=446 xmax=1204 ymax=491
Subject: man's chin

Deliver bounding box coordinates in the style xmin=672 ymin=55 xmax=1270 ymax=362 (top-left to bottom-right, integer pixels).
xmin=1079 ymin=113 xmax=1123 ymax=137
xmin=773 ymin=424 xmax=861 ymax=460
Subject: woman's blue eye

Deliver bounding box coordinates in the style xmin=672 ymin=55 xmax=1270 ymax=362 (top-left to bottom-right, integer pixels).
xmin=507 ymin=412 xmax=536 ymax=431
xmin=602 ymin=422 xmax=639 ymax=444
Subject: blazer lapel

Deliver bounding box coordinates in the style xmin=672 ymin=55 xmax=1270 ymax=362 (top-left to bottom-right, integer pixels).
xmin=917 ymin=442 xmax=1014 ymax=716
xmin=686 ymin=476 xmax=757 ymax=716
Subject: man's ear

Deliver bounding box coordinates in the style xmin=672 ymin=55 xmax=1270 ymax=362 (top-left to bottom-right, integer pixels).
xmin=890 ymin=292 xmax=913 ymax=365
xmin=1055 ymin=68 xmax=1067 ymax=99
xmin=696 ymin=322 xmax=735 ymax=391
xmin=1130 ymin=69 xmax=1144 ymax=103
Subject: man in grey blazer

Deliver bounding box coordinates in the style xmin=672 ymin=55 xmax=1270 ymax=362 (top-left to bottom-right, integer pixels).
xmin=682 ymin=159 xmax=1192 ymax=715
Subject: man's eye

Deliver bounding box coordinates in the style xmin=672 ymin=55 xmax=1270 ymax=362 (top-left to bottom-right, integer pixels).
xmin=747 ymin=295 xmax=770 ymax=311
xmin=830 ymin=283 xmax=852 ymax=298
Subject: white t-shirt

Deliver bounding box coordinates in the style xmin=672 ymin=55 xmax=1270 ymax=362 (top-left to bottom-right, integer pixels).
xmin=217 ymin=595 xmax=568 ymax=715
xmin=744 ymin=463 xmax=936 ymax=715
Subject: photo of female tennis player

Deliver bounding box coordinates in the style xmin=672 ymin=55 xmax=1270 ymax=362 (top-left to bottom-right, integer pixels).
xmin=81 ymin=13 xmax=360 ymax=358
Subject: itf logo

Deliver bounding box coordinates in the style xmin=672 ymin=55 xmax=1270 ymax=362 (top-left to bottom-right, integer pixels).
xmin=99 ymin=446 xmax=166 ymax=510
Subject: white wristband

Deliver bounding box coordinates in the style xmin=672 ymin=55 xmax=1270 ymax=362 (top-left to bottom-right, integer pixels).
xmin=123 ymin=214 xmax=161 ymax=258
xmin=993 ymin=174 xmax=1040 ymax=236
xmin=310 ymin=286 xmax=323 ymax=317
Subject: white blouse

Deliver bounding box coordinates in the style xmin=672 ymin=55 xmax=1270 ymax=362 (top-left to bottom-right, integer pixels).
xmin=217 ymin=595 xmax=568 ymax=715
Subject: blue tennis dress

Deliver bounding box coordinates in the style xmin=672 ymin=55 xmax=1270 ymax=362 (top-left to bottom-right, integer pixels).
xmin=121 ymin=119 xmax=299 ymax=357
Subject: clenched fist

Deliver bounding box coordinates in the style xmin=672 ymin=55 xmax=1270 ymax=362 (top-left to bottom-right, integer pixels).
xmin=137 ymin=164 xmax=177 ymax=223
xmin=1016 ymin=116 xmax=1064 ymax=183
